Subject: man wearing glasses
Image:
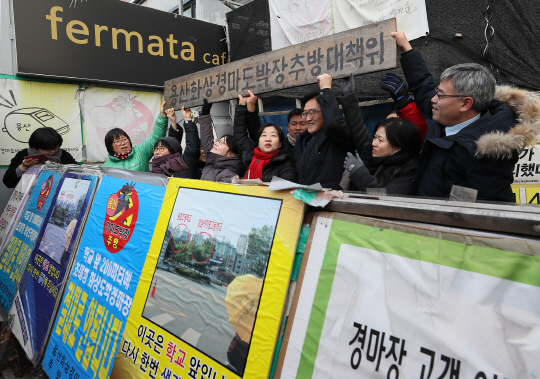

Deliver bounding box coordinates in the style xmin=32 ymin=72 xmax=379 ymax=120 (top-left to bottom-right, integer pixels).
xmin=294 ymin=73 xmax=352 ymax=189
xmin=392 ymin=31 xmax=533 ymax=202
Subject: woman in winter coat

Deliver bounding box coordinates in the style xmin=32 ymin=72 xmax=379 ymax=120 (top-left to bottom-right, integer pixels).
xmin=199 ymin=99 xmax=243 ymax=183
xmin=152 ymin=106 xmax=200 ymax=178
xmin=234 ymin=91 xmax=296 ymax=182
xmin=343 ymin=118 xmax=421 ymax=194
xmin=101 ymin=101 xmax=169 ymax=171
xmin=3 ymin=127 xmax=77 ymax=188
xmin=337 ymin=75 xmax=422 ymax=195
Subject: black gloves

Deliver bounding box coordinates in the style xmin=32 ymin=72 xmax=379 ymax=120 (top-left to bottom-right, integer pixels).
xmin=340 ymin=74 xmax=356 ymax=96
xmin=343 ymin=152 xmax=364 ymax=175
xmin=200 ymin=98 xmax=212 ymax=115
xmin=379 ymin=73 xmax=412 ymax=109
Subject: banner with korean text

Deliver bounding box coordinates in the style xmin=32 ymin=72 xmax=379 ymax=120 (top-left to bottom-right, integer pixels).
xmin=42 ymin=175 xmax=166 ymax=379
xmin=280 ymin=213 xmax=540 ymax=379
xmin=511 ymin=144 xmax=540 ymax=204
xmin=11 ymin=171 xmax=99 ymax=364
xmin=110 ymin=179 xmax=305 ymax=379
xmin=0 ymin=169 xmax=64 ymax=315
xmin=0 ymin=167 xmax=41 ymax=252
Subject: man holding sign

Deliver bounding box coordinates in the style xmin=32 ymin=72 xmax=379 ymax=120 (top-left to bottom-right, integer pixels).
xmin=393 ymin=31 xmax=538 ymax=201
xmin=295 ymin=73 xmax=352 ymax=189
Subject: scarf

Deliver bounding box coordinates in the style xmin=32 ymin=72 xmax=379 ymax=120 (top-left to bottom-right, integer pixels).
xmin=362 ymin=147 xmax=417 ymax=175
xmin=27 ymin=147 xmax=62 ymax=163
xmin=152 ymin=153 xmax=189 ymax=177
xmin=245 ymin=148 xmax=280 ymax=180
xmin=287 ymin=134 xmax=296 ymax=147
xmin=113 ymin=148 xmax=133 ymax=160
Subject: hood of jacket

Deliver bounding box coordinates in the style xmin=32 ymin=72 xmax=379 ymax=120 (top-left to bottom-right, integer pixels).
xmin=476 ymin=85 xmax=540 ymax=159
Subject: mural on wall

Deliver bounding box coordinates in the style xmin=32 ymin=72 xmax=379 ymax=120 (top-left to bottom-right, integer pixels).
xmin=83 ymin=87 xmax=161 ymax=162
xmin=0 ymin=79 xmax=82 ymax=165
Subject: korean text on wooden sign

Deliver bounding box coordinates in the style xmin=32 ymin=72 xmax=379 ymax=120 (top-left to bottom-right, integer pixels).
xmin=164 ymin=18 xmax=397 ymax=108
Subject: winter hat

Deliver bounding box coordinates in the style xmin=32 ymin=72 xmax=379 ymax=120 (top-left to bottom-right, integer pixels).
xmin=156 ymin=137 xmax=181 ymax=154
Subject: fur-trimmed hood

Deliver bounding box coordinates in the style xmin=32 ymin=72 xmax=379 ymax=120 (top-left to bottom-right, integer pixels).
xmin=476 ymin=85 xmax=540 ymax=159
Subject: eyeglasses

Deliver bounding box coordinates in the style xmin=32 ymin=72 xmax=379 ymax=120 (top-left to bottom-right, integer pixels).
xmin=154 ymin=146 xmax=167 ymax=152
xmin=301 ymin=110 xmax=321 ymax=119
xmin=113 ymin=138 xmax=129 ymax=145
xmin=435 ymin=89 xmax=468 ymax=100
xmin=215 ymin=138 xmax=228 ymax=146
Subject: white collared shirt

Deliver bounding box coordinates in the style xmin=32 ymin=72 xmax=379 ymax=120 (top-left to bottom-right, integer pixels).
xmin=445 ymin=113 xmax=481 ymax=136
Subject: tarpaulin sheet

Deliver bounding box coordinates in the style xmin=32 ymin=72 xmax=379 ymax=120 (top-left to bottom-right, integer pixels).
xmin=42 ymin=175 xmax=166 ymax=379
xmin=0 ymin=169 xmax=63 ymax=314
xmin=11 ymin=172 xmax=98 ymax=364
xmin=111 ymin=179 xmax=305 ymax=379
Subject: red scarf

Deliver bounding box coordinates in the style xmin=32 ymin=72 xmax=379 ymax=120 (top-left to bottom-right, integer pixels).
xmin=113 ymin=148 xmax=132 ymax=160
xmin=245 ymin=148 xmax=280 ymax=180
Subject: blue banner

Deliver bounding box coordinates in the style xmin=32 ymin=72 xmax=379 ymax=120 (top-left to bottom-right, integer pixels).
xmin=12 ymin=173 xmax=98 ymax=364
xmin=43 ymin=176 xmax=165 ymax=379
xmin=0 ymin=169 xmax=63 ymax=314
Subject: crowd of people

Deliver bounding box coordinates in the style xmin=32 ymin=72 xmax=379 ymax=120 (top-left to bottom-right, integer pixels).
xmin=5 ymin=31 xmax=537 ymax=202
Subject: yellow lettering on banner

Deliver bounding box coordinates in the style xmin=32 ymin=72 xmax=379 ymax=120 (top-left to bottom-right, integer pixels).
xmin=98 ymin=316 xmax=123 ymax=379
xmin=63 ymin=285 xmax=82 ymax=343
xmin=76 ymin=298 xmax=97 ymax=362
xmin=204 ymin=53 xmax=210 ymax=64
xmin=167 ymin=34 xmax=178 ymax=59
xmin=66 ymin=20 xmax=89 ymax=44
xmin=180 ymin=42 xmax=195 ymax=61
xmin=112 ymin=28 xmax=143 ymax=53
xmin=46 ymin=6 xmax=63 ymax=40
xmin=148 ymin=36 xmax=164 ymax=56
xmin=90 ymin=307 xmax=109 ymax=378
xmin=68 ymin=290 xmax=88 ymax=348
xmin=526 ymin=187 xmax=540 ymax=204
xmin=95 ymin=25 xmax=108 ymax=47
xmin=82 ymin=304 xmax=106 ymax=370
xmin=512 ymin=187 xmax=520 ymax=203
xmin=213 ymin=55 xmax=220 ymax=65
xmin=56 ymin=282 xmax=76 ymax=336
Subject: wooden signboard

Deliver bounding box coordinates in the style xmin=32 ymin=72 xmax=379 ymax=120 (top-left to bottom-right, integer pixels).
xmin=164 ymin=18 xmax=397 ymax=109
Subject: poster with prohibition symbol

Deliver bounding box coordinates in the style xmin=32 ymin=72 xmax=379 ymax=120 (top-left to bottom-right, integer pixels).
xmin=11 ymin=172 xmax=98 ymax=365
xmin=42 ymin=175 xmax=166 ymax=379
xmin=279 ymin=213 xmax=540 ymax=379
xmin=0 ymin=169 xmax=64 ymax=315
xmin=110 ymin=179 xmax=305 ymax=379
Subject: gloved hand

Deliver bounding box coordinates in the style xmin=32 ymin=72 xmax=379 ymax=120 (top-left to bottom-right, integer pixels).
xmin=343 ymin=152 xmax=364 ymax=175
xmin=379 ymin=73 xmax=412 ymax=109
xmin=340 ymin=73 xmax=356 ymax=96
xmin=200 ymin=98 xmax=212 ymax=115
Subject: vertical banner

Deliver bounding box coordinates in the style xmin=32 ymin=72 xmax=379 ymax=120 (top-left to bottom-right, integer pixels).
xmin=511 ymin=144 xmax=540 ymax=204
xmin=0 ymin=169 xmax=63 ymax=314
xmin=0 ymin=78 xmax=82 ymax=164
xmin=0 ymin=167 xmax=41 ymax=252
xmin=11 ymin=172 xmax=99 ymax=364
xmin=269 ymin=0 xmax=333 ymax=49
xmin=281 ymin=213 xmax=540 ymax=379
xmin=42 ymin=175 xmax=166 ymax=379
xmin=82 ymin=88 xmax=161 ymax=162
xmin=110 ymin=179 xmax=304 ymax=379
xmin=332 ymin=0 xmax=429 ymax=41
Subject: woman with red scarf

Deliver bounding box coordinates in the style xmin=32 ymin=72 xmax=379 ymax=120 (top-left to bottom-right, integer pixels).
xmin=234 ymin=91 xmax=296 ymax=183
